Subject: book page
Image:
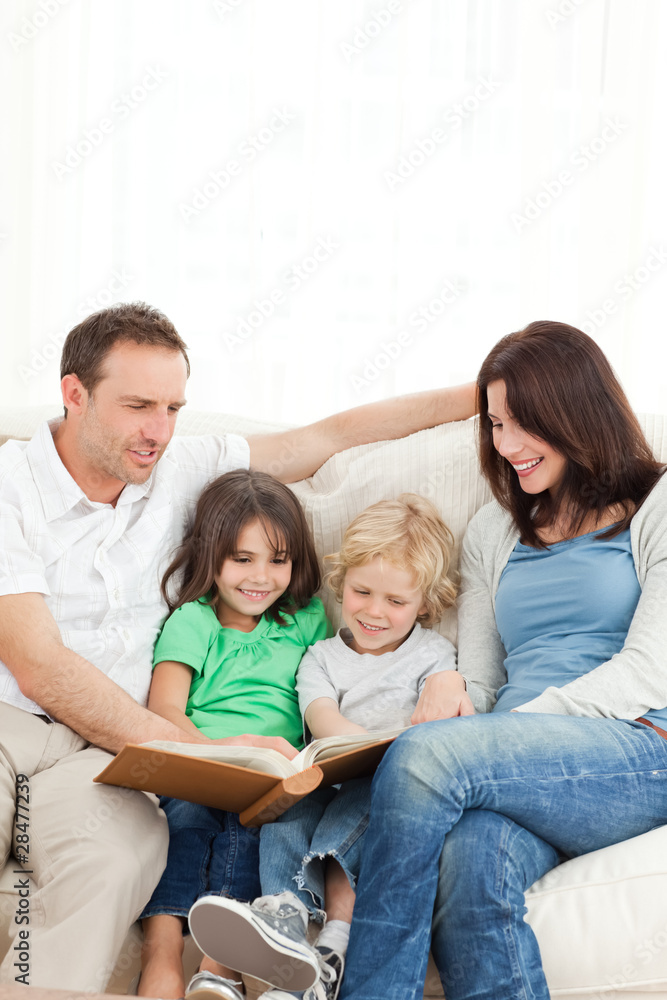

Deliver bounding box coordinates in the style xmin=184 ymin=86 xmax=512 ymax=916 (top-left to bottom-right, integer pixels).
xmin=140 ymin=740 xmax=298 ymax=779
xmin=295 ymin=726 xmax=409 ymax=769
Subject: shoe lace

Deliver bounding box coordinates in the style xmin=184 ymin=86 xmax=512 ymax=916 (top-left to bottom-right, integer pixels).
xmin=317 ymin=947 xmax=343 ymax=987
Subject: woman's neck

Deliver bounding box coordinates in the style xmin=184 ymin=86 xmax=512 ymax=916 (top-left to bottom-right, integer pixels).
xmin=534 ymin=503 xmax=627 ymax=545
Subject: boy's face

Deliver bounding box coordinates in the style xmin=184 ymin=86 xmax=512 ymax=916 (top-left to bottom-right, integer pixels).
xmin=341 ymin=557 xmax=427 ymax=656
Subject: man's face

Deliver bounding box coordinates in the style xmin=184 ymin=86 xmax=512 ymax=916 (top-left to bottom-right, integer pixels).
xmin=74 ymin=341 xmax=188 ymax=493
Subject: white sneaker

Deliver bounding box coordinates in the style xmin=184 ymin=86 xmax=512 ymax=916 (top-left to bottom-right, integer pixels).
xmin=185 ymin=971 xmax=245 ymax=1000
xmin=256 ymin=944 xmax=345 ymax=1000
xmin=256 ymin=991 xmax=300 ymax=1000
xmin=189 ymin=892 xmax=319 ymax=992
xmin=303 ymin=945 xmax=345 ymax=1000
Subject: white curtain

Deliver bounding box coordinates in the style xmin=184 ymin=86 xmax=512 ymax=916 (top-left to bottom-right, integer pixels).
xmin=3 ymin=0 xmax=667 ymax=424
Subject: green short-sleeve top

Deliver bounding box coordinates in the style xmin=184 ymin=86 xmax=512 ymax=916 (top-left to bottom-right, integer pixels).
xmin=152 ymin=595 xmax=331 ymax=747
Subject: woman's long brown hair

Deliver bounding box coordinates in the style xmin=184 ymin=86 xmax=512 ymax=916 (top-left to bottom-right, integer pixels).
xmin=477 ymin=320 xmax=663 ymax=547
xmin=161 ymin=469 xmax=321 ymax=623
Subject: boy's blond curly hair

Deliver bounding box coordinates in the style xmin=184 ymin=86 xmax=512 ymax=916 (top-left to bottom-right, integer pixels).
xmin=326 ymin=493 xmax=457 ymax=628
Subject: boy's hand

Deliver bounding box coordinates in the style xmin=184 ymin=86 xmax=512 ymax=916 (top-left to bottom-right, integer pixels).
xmin=412 ymin=671 xmax=475 ymax=724
xmin=210 ymin=734 xmax=299 ymax=759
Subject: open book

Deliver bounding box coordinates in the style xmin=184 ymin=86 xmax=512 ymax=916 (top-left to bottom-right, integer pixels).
xmin=94 ymin=728 xmax=407 ymax=827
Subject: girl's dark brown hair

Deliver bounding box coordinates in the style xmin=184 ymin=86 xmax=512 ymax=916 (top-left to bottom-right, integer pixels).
xmin=477 ymin=320 xmax=663 ymax=547
xmin=161 ymin=469 xmax=321 ymax=623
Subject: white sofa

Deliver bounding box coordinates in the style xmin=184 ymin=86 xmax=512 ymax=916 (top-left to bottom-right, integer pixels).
xmin=2 ymin=404 xmax=667 ymax=998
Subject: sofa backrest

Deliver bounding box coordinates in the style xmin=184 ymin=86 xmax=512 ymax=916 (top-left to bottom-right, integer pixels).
xmin=2 ymin=407 xmax=667 ymax=637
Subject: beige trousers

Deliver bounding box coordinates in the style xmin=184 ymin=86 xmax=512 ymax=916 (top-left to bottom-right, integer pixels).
xmin=0 ymin=703 xmax=168 ymax=991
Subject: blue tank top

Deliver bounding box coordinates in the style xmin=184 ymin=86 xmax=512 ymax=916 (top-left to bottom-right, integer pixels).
xmin=494 ymin=525 xmax=667 ymax=728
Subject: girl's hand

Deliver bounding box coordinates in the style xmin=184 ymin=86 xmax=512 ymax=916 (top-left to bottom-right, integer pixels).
xmin=411 ymin=671 xmax=475 ymax=724
xmin=210 ymin=734 xmax=299 ymax=760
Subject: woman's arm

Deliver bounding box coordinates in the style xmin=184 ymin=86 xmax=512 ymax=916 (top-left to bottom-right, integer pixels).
xmin=305 ymin=697 xmax=368 ymax=738
xmin=455 ymin=507 xmax=511 ymax=713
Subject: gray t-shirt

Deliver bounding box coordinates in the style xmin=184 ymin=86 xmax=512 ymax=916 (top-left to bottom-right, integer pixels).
xmin=296 ymin=623 xmax=457 ymax=731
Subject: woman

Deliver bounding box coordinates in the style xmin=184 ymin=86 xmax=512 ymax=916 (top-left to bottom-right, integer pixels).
xmin=338 ymin=321 xmax=667 ymax=1000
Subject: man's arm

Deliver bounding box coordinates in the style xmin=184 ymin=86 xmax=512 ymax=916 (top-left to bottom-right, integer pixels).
xmin=247 ymin=382 xmax=476 ymax=482
xmin=0 ymin=593 xmax=296 ymax=757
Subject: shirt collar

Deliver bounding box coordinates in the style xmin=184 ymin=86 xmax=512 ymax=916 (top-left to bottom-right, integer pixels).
xmin=27 ymin=418 xmax=155 ymax=522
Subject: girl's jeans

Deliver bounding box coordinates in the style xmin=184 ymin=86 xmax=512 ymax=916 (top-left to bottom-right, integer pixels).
xmin=339 ymin=713 xmax=667 ymax=1000
xmin=140 ymin=798 xmax=261 ymax=920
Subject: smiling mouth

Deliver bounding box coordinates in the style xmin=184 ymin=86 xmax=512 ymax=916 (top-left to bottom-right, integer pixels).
xmin=358 ymin=620 xmax=387 ymax=633
xmin=512 ymin=457 xmax=544 ymax=475
xmin=238 ymin=589 xmax=270 ymax=600
xmin=128 ymin=449 xmax=158 ymax=463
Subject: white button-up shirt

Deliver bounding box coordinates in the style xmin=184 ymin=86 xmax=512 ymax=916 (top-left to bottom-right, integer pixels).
xmin=0 ymin=419 xmax=249 ymax=715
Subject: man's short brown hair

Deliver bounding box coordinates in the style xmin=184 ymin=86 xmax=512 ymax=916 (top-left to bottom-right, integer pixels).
xmin=60 ymin=302 xmax=190 ymax=413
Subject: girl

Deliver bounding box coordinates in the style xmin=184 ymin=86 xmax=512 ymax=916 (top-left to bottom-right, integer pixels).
xmin=137 ymin=468 xmax=331 ymax=1000
xmin=187 ymin=494 xmax=460 ymax=1000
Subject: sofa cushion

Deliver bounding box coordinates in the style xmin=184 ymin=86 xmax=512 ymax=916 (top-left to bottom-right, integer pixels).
xmin=2 ymin=407 xmax=667 ymax=996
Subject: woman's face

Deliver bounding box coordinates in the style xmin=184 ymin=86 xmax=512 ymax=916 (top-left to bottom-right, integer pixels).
xmin=486 ymin=380 xmax=567 ymax=496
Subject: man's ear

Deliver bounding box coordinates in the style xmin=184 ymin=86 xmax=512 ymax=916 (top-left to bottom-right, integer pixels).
xmin=61 ymin=373 xmax=88 ymax=416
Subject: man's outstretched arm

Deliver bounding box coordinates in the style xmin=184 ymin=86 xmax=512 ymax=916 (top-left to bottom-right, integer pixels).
xmin=0 ymin=592 xmax=297 ymax=757
xmin=247 ymin=381 xmax=476 ymax=482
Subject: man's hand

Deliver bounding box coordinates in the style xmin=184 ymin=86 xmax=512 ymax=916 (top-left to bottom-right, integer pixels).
xmin=211 ymin=733 xmax=299 ymax=760
xmin=411 ymin=671 xmax=475 ymax=724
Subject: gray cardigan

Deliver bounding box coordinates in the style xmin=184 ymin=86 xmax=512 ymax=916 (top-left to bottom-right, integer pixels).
xmin=457 ymin=472 xmax=667 ymax=718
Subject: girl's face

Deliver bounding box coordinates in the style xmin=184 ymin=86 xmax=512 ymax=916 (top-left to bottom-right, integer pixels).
xmin=341 ymin=557 xmax=427 ymax=656
xmin=486 ymin=379 xmax=567 ymax=496
xmin=214 ymin=519 xmax=292 ymax=629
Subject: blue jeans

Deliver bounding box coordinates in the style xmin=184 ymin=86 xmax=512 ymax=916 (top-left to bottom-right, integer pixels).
xmin=339 ymin=714 xmax=667 ymax=1000
xmin=140 ymin=798 xmax=261 ymax=921
xmin=260 ymin=778 xmax=372 ymax=918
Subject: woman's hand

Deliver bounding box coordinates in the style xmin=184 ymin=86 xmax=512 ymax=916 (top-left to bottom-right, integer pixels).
xmin=411 ymin=671 xmax=475 ymax=724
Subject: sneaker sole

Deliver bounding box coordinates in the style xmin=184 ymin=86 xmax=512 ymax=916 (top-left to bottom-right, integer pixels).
xmin=189 ymin=896 xmax=319 ymax=991
xmin=186 ymin=985 xmax=243 ymax=1000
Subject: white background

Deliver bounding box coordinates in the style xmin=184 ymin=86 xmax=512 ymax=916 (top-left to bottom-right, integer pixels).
xmin=3 ymin=0 xmax=667 ymax=425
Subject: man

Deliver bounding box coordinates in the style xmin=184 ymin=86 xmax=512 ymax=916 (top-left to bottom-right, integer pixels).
xmin=0 ymin=302 xmax=474 ymax=991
